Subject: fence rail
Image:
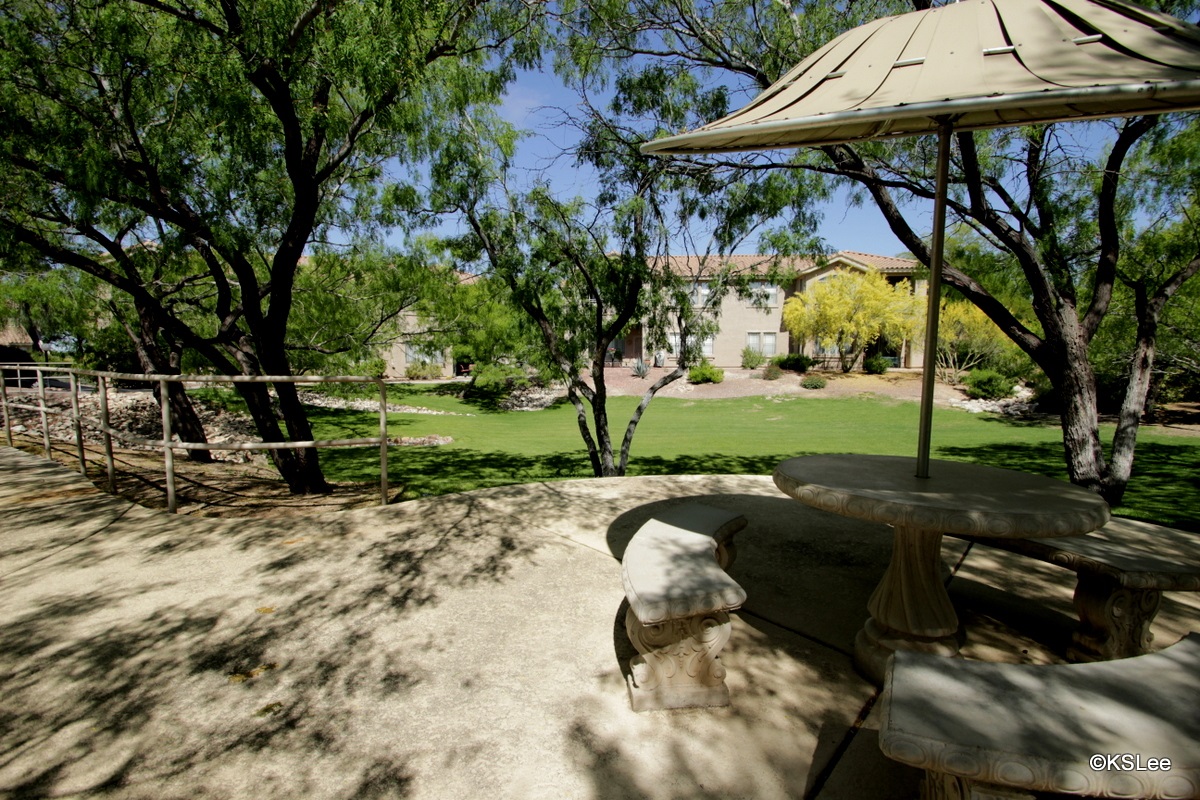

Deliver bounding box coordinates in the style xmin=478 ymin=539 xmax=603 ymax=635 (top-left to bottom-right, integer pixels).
xmin=0 ymin=364 xmax=393 ymax=512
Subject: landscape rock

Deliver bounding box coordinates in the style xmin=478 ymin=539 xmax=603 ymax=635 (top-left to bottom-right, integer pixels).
xmin=950 ymin=385 xmax=1037 ymax=416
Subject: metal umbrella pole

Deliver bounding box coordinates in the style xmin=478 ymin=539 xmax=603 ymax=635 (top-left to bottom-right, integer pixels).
xmin=915 ymin=120 xmax=953 ymax=479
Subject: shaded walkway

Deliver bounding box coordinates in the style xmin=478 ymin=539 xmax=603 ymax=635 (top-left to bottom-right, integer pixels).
xmin=1 ymin=447 xmax=1196 ymax=799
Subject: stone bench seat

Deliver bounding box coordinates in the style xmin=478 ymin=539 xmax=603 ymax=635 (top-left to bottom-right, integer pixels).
xmin=621 ymin=503 xmax=747 ymax=711
xmin=953 ymin=517 xmax=1200 ymax=661
xmin=879 ymin=634 xmax=1200 ymax=799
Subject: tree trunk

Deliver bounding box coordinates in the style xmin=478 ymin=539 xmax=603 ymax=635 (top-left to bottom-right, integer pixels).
xmin=618 ymin=365 xmax=686 ymax=473
xmin=274 ymin=379 xmax=331 ymax=493
xmin=122 ymin=304 xmax=213 ymax=463
xmin=19 ymin=303 xmax=45 ymax=362
xmin=1057 ymin=362 xmax=1107 ymax=493
xmin=590 ymin=359 xmax=620 ymax=477
xmin=232 ymin=380 xmax=329 ymax=494
xmin=567 ymin=384 xmax=604 ymax=477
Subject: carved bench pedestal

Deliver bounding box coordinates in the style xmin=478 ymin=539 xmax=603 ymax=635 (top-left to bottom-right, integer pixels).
xmin=1068 ymin=575 xmax=1161 ymax=662
xmin=625 ymin=608 xmax=733 ymax=712
xmin=619 ymin=503 xmax=748 ymax=712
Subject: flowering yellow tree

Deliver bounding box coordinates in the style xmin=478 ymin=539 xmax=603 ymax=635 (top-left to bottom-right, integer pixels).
xmin=782 ymin=270 xmax=923 ymax=372
xmin=936 ymin=300 xmax=1018 ymax=384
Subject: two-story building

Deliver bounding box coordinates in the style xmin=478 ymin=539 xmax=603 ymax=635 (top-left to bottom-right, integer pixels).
xmin=382 ymin=249 xmax=924 ymax=378
xmin=613 ymin=250 xmax=924 ymax=370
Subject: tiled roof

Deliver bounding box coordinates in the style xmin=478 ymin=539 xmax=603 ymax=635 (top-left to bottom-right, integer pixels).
xmin=0 ymin=322 xmax=32 ymax=348
xmin=833 ymin=250 xmax=919 ymax=275
xmin=659 ymin=250 xmax=917 ymax=278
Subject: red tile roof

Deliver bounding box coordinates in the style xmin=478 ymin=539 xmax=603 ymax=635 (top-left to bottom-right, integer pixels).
xmin=0 ymin=322 xmax=32 ymax=348
xmin=657 ymin=251 xmax=917 ymax=278
xmin=833 ymin=250 xmax=919 ymax=275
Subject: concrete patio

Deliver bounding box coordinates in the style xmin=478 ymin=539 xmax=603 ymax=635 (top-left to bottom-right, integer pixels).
xmin=1 ymin=445 xmax=1197 ymax=799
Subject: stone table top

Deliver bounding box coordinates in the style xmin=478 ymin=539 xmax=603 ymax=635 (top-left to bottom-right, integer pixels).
xmin=773 ymin=454 xmax=1110 ymax=538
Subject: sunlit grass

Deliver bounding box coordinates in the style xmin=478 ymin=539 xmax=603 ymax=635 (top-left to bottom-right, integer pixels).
xmin=299 ymin=383 xmax=1200 ymax=530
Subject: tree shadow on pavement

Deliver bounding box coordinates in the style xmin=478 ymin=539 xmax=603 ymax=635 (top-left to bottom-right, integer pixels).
xmin=0 ymin=485 xmax=534 ymax=798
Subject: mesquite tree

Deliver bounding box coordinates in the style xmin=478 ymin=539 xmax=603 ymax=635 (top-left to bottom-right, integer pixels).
xmin=557 ymin=0 xmax=1200 ymax=504
xmin=429 ymin=114 xmax=806 ymax=476
xmin=0 ymin=0 xmax=543 ymax=492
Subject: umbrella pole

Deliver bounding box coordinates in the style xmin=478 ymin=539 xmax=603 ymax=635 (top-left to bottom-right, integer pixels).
xmin=916 ymin=121 xmax=952 ymax=479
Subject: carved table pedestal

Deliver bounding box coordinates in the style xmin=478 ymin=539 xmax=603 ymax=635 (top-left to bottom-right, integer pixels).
xmin=774 ymin=455 xmax=1110 ymax=684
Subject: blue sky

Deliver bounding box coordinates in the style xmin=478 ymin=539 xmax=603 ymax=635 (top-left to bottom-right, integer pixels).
xmin=492 ymin=67 xmax=916 ymax=259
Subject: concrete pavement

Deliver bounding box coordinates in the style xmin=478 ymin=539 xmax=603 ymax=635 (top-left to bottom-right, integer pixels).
xmin=2 ymin=446 xmax=1197 ymax=799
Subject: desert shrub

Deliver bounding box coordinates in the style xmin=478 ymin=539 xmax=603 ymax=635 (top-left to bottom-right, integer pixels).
xmin=763 ymin=363 xmax=783 ymax=381
xmin=963 ymin=369 xmax=1016 ymax=400
xmin=468 ymin=363 xmax=530 ymax=393
xmin=772 ymin=353 xmax=814 ymax=372
xmin=688 ymin=360 xmax=725 ymax=384
xmin=741 ymin=346 xmax=766 ymax=370
xmin=302 ymin=357 xmax=388 ymax=399
xmin=405 ymin=361 xmax=442 ymax=380
xmin=801 ymin=374 xmax=827 ymax=390
xmin=863 ymin=354 xmax=890 ymax=375
xmin=632 ymin=359 xmax=650 ymax=379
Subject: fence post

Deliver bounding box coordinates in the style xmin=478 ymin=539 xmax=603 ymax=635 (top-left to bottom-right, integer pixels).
xmin=69 ymin=372 xmax=86 ymax=474
xmin=160 ymin=378 xmax=176 ymax=513
xmin=37 ymin=368 xmax=51 ymax=458
xmin=0 ymin=371 xmax=10 ymax=448
xmin=378 ymin=378 xmax=389 ymax=506
xmin=99 ymin=375 xmax=115 ymax=492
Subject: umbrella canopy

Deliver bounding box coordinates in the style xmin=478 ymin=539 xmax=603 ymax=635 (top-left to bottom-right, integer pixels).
xmin=641 ymin=0 xmax=1200 ymax=478
xmin=641 ymin=0 xmax=1200 ymax=155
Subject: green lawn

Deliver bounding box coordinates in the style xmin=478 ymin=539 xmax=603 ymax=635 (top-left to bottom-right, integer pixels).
xmin=299 ymin=384 xmax=1200 ymax=531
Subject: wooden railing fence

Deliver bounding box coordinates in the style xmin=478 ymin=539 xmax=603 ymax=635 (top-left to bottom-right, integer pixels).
xmin=0 ymin=364 xmax=391 ymax=512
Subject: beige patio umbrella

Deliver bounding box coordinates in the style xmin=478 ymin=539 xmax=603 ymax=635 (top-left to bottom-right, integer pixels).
xmin=641 ymin=0 xmax=1200 ymax=477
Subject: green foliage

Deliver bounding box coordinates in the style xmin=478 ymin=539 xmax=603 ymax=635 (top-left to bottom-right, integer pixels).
xmin=782 ymin=271 xmax=923 ymax=373
xmin=772 ymin=354 xmax=814 ymax=372
xmin=411 ymin=271 xmax=547 ymax=385
xmin=863 ymin=355 xmax=890 ymax=375
xmin=470 ymin=363 xmax=532 ymax=394
xmin=428 ymin=110 xmax=775 ymax=476
xmin=185 ymin=387 xmax=249 ymax=415
xmin=552 ymin=0 xmax=1200 ymax=501
xmin=801 ymin=375 xmax=827 ymax=390
xmin=763 ymin=363 xmax=783 ymax=381
xmin=0 ymin=0 xmax=546 ymax=490
xmin=632 ymin=360 xmax=650 ymax=379
xmin=688 ymin=361 xmax=725 ymax=384
xmin=405 ymin=361 xmax=443 ymax=381
xmin=963 ymin=370 xmax=1017 ymax=400
xmin=741 ymin=346 xmax=766 ymax=370
xmin=74 ymin=321 xmax=141 ymax=374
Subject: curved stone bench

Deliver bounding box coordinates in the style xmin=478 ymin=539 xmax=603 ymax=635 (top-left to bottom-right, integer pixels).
xmin=879 ymin=634 xmax=1200 ymax=799
xmin=621 ymin=503 xmax=747 ymax=712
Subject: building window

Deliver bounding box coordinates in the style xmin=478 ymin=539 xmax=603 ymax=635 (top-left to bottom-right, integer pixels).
xmin=406 ymin=343 xmax=441 ymax=364
xmin=747 ymin=281 xmax=777 ymax=306
xmin=689 ymin=281 xmax=711 ymax=307
xmin=746 ymin=332 xmax=777 ymax=356
xmin=668 ymin=332 xmax=715 ymax=358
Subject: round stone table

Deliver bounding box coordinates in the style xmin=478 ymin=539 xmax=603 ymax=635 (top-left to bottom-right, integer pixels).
xmin=773 ymin=454 xmax=1111 ymax=684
